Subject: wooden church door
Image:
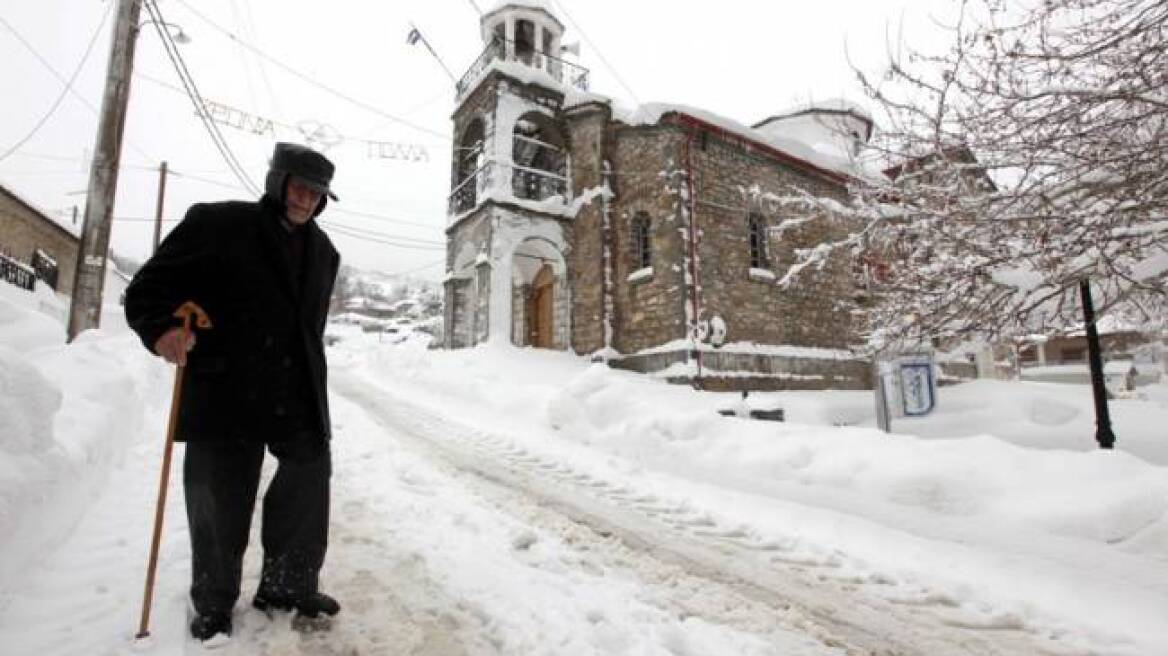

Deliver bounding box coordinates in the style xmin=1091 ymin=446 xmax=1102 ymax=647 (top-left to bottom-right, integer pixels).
xmin=527 ymin=264 xmax=555 ymax=348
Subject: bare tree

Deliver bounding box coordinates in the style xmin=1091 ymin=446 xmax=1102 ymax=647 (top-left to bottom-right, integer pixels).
xmin=798 ymin=0 xmax=1168 ymax=347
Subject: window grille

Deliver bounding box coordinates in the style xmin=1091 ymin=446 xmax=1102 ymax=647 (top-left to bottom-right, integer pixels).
xmin=748 ymin=212 xmax=768 ymax=269
xmin=632 ymin=212 xmax=651 ymax=270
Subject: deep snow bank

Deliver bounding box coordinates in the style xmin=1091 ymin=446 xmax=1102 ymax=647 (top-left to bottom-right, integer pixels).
xmin=0 ymin=288 xmax=158 ymax=595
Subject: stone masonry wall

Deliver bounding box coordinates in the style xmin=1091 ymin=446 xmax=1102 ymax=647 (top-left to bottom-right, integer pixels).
xmin=444 ymin=208 xmax=492 ymax=347
xmin=451 ymin=75 xmax=504 ymax=192
xmin=687 ymin=129 xmax=858 ymax=351
xmin=606 ymin=126 xmax=688 ymax=354
xmin=564 ymin=102 xmax=609 ymax=355
xmin=0 ymin=188 xmax=78 ymax=295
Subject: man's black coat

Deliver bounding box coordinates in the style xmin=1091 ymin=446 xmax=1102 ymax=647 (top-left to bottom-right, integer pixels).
xmin=125 ymin=196 xmax=340 ymax=445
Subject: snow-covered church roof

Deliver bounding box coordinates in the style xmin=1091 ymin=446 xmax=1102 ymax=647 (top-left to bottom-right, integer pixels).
xmin=611 ymin=101 xmax=885 ymax=183
xmin=758 ymin=98 xmax=874 ymax=132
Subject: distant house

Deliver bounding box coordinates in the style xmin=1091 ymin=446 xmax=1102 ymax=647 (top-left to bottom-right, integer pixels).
xmin=0 ymin=184 xmax=78 ymax=294
xmin=1015 ymin=318 xmax=1164 ymax=388
xmin=1017 ymin=318 xmax=1159 ymax=368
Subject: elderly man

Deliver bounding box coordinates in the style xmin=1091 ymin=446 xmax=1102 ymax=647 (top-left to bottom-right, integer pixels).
xmin=126 ymin=143 xmax=342 ymax=642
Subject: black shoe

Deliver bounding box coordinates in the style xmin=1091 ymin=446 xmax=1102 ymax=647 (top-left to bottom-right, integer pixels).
xmin=253 ymin=591 xmax=340 ymax=618
xmin=190 ymin=611 xmax=232 ymax=641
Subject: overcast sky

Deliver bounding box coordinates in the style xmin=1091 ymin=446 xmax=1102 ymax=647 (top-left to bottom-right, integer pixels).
xmin=0 ymin=0 xmax=958 ymax=281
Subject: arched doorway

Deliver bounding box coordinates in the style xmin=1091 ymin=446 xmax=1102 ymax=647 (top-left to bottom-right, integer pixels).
xmin=511 ymin=237 xmax=566 ymax=349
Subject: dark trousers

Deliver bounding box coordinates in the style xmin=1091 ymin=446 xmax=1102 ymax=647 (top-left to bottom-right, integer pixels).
xmin=183 ymin=439 xmax=331 ymax=615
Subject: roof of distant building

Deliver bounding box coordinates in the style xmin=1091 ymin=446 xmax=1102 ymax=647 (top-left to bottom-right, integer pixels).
xmin=0 ymin=183 xmax=80 ymax=242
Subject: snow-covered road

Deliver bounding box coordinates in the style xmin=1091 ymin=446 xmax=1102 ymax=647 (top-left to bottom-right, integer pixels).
xmin=3 ymin=291 xmax=1163 ymax=654
xmin=329 ymin=369 xmax=1066 ymax=656
xmin=0 ymin=361 xmax=1062 ymax=656
xmin=0 ymin=368 xmax=839 ymax=655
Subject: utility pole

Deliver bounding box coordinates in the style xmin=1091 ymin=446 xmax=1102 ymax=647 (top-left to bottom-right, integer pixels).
xmin=152 ymin=161 xmax=168 ymax=252
xmin=67 ymin=0 xmax=143 ymax=341
xmin=1080 ymin=278 xmax=1117 ymax=449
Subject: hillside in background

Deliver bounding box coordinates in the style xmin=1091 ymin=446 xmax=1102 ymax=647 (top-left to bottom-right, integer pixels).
xmin=329 ymin=264 xmax=444 ymax=342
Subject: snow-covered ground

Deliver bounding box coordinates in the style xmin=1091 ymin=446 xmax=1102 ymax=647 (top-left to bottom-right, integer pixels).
xmin=1 ymin=284 xmax=1166 ymax=654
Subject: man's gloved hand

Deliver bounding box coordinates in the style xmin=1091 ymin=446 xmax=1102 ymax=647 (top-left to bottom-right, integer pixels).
xmin=154 ymin=327 xmax=197 ymax=366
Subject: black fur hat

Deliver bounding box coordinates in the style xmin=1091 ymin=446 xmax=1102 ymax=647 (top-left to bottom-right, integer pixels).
xmin=264 ymin=143 xmax=338 ymax=214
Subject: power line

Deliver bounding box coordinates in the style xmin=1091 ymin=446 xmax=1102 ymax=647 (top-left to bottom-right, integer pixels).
xmin=236 ymin=0 xmax=281 ymax=117
xmin=168 ymin=167 xmax=445 ymax=230
xmin=331 ymin=205 xmax=441 ymax=230
xmin=132 ymin=69 xmax=449 ymax=153
xmin=318 ymin=218 xmax=443 ymax=246
xmin=147 ymin=0 xmax=257 ymax=193
xmin=227 ymin=0 xmax=260 ymax=114
xmin=390 ymin=257 xmax=447 ymax=276
xmin=144 ymin=0 xmax=260 ymax=196
xmin=163 ymin=168 xmax=447 ymax=248
xmin=172 ymin=0 xmax=450 ymax=141
xmin=319 ymin=221 xmax=445 ymax=250
xmin=0 ymin=8 xmax=156 ymax=164
xmin=0 ymin=5 xmax=112 ymax=163
xmin=548 ymin=0 xmax=641 ymax=106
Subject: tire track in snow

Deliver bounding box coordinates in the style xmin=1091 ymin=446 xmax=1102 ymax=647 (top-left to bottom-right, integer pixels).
xmin=334 ymin=370 xmax=1082 ymax=656
xmin=330 ymin=379 xmax=847 ymax=656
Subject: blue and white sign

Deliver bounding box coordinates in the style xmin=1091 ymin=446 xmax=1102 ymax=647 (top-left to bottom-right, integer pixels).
xmin=875 ymin=351 xmax=938 ymax=426
xmin=899 ymin=361 xmax=936 ymax=416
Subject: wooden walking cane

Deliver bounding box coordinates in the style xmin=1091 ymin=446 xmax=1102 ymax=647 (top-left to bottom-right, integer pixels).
xmin=136 ymin=301 xmax=211 ymax=640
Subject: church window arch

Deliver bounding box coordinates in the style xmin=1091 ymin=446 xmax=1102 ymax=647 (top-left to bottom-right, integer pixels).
xmin=511 ymin=111 xmax=568 ymax=202
xmin=451 ymin=118 xmax=486 ymax=214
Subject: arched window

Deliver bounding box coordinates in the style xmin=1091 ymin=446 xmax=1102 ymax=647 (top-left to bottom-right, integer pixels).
xmin=512 ymin=112 xmax=567 ymax=202
xmin=748 ymin=212 xmax=768 ymax=269
xmin=632 ymin=212 xmax=651 ymax=270
xmin=451 ymin=119 xmax=485 ymax=214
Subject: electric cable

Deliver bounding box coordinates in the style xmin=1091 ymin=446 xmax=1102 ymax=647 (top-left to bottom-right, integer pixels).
xmin=237 ymin=0 xmax=282 ymax=116
xmin=0 ymin=5 xmax=112 ymax=163
xmin=144 ymin=0 xmax=260 ymax=196
xmin=148 ymin=0 xmax=260 ymax=195
xmin=133 ymin=69 xmax=447 ymax=154
xmin=318 ymin=221 xmax=445 ymax=250
xmin=228 ymin=0 xmax=260 ymax=114
xmin=389 ymin=257 xmax=447 ymax=276
xmin=548 ymin=0 xmax=642 ymax=106
xmin=0 ymin=6 xmax=156 ymax=164
xmin=167 ymin=169 xmax=446 ymax=247
xmin=317 ymin=219 xmax=443 ymax=245
xmin=172 ymin=0 xmax=450 ymax=141
xmin=169 ymin=167 xmax=443 ymax=230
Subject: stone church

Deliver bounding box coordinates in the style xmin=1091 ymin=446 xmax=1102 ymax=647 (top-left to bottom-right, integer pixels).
xmin=443 ymin=0 xmax=874 ymax=390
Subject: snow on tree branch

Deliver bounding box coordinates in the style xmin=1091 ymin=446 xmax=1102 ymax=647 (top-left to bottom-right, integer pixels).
xmin=827 ymin=0 xmax=1168 ymax=345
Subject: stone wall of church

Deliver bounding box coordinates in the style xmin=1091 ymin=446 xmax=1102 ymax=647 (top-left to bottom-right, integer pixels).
xmin=451 ymin=75 xmax=503 ymax=192
xmin=605 ymin=126 xmax=688 ymax=355
xmin=687 ymin=130 xmax=859 ymax=351
xmin=564 ymin=103 xmax=608 ymax=355
xmin=444 ymin=208 xmax=492 ymax=347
